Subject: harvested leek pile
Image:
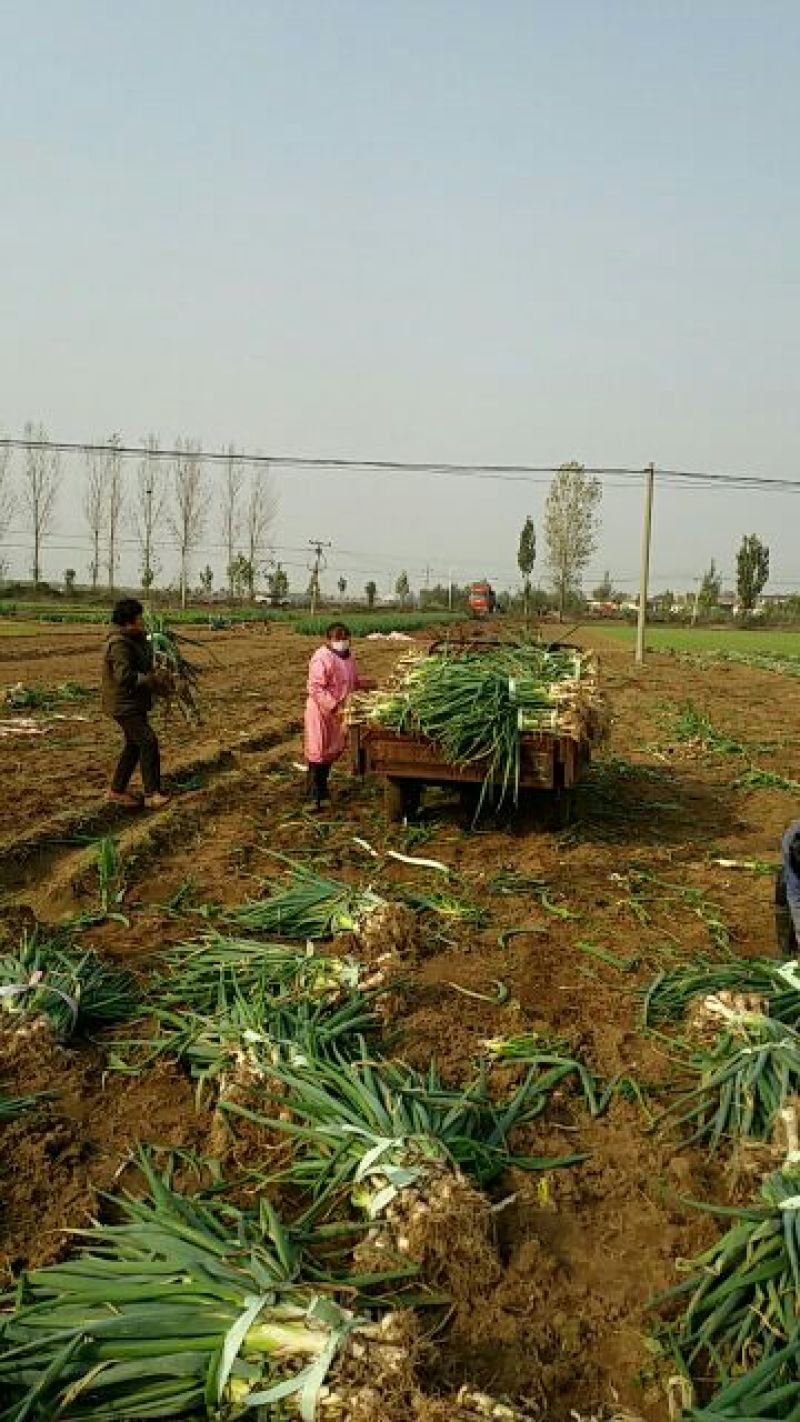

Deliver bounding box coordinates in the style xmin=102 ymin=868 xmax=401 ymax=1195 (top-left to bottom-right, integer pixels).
xmin=643 ymin=956 xmax=800 ymax=1027
xmin=657 ymin=1002 xmax=800 ymax=1150
xmin=140 ymin=975 xmax=384 ymax=1089
xmin=230 ymin=866 xmax=420 ymax=964
xmin=155 ymin=935 xmax=376 ymax=1016
xmin=145 ymin=610 xmax=204 ymax=724
xmin=0 ymin=1154 xmax=417 ymax=1421
xmin=0 ymin=935 xmax=137 ymax=1041
xmin=231 ymin=866 xmax=388 ymax=939
xmin=657 ymin=1159 xmax=800 ymax=1382
xmin=350 ymin=642 xmax=604 ymax=810
xmin=0 ymin=1155 xmax=537 ymax=1422
xmin=226 ymin=1042 xmax=586 ymax=1289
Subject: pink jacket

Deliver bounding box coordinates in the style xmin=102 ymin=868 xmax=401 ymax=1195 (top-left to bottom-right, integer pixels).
xmin=304 ymin=645 xmax=363 ymax=765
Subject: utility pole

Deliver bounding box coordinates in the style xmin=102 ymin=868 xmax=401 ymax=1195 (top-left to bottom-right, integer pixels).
xmin=307 ymin=539 xmax=331 ymax=615
xmin=447 ymin=568 xmax=453 ymax=612
xmin=143 ymin=481 xmax=153 ymax=601
xmin=635 ymin=463 xmax=655 ymax=665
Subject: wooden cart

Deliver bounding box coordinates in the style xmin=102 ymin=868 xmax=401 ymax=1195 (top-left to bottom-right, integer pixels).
xmin=348 ymin=638 xmax=594 ymax=825
xmin=349 ymin=721 xmax=590 ymax=824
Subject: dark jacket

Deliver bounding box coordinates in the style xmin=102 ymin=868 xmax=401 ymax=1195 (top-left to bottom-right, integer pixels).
xmin=101 ymin=630 xmax=155 ymax=718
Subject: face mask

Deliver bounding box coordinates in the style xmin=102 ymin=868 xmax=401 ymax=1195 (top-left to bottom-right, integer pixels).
xmin=330 ymin=640 xmax=350 ymax=656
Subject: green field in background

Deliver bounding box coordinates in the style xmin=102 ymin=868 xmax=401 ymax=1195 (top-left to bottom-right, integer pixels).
xmin=599 ymin=624 xmax=800 ymax=657
xmin=0 ymin=606 xmax=461 ymax=636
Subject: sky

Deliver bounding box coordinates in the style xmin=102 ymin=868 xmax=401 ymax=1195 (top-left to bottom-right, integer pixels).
xmin=1 ymin=0 xmax=799 ymax=597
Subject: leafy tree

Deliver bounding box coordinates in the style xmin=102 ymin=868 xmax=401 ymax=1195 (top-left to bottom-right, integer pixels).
xmin=227 ymin=553 xmax=251 ymax=600
xmin=419 ymin=582 xmax=465 ymax=611
xmin=395 ymin=571 xmax=410 ymax=608
xmin=365 ymin=579 xmax=377 ymax=609
xmin=199 ymin=565 xmax=214 ymax=598
xmin=266 ymin=563 xmax=289 ymax=604
xmin=736 ymin=533 xmax=770 ymax=613
xmin=64 ymin=568 xmax=76 ymax=595
xmin=697 ymin=558 xmax=722 ymax=613
xmin=337 ymin=575 xmax=347 ymax=599
xmin=544 ymin=462 xmax=602 ymax=619
xmin=517 ymin=515 xmax=536 ymax=617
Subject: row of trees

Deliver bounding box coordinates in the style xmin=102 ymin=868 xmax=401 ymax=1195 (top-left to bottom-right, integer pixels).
xmin=513 ymin=464 xmax=773 ymax=621
xmin=692 ymin=535 xmax=770 ymax=615
xmin=0 ymin=429 xmax=278 ymax=607
xmin=0 ymin=434 xmax=775 ymax=618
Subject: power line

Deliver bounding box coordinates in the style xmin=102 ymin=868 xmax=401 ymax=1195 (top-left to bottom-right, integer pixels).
xmin=0 ymin=436 xmax=646 ymax=480
xmin=3 ymin=435 xmax=800 ymax=494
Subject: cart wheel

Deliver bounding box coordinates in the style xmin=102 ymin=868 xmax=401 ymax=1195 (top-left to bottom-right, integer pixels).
xmin=383 ymin=779 xmax=422 ymax=823
xmin=550 ymin=789 xmax=575 ymax=830
xmin=404 ymin=780 xmax=422 ymax=819
xmin=458 ymin=784 xmax=481 ymax=823
xmin=383 ymin=779 xmax=405 ymax=822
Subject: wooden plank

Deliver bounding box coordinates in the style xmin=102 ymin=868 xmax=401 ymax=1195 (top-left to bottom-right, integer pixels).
xmin=353 ymin=724 xmax=591 ymax=791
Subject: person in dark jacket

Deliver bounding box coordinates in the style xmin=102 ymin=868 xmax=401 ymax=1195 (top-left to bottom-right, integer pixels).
xmin=775 ymin=820 xmax=800 ymax=958
xmin=102 ymin=598 xmax=171 ymax=809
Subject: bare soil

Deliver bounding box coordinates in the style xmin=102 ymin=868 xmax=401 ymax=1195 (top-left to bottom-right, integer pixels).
xmin=0 ymin=620 xmax=793 ymax=1419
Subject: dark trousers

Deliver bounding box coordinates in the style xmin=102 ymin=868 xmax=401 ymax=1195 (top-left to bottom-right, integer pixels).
xmin=775 ymin=868 xmax=798 ymax=959
xmin=112 ymin=714 xmax=161 ymax=795
xmin=306 ymin=762 xmax=331 ymax=807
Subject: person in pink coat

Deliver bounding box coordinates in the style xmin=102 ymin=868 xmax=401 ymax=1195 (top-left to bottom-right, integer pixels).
xmin=304 ymin=622 xmax=374 ymax=809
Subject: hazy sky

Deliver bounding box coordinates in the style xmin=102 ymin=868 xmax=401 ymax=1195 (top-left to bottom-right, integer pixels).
xmin=1 ymin=1 xmax=798 ymax=596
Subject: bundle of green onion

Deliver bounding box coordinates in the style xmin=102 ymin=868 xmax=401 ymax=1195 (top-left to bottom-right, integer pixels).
xmin=156 ymin=935 xmax=369 ymax=1016
xmin=225 ymin=1043 xmax=584 ymax=1280
xmin=0 ymin=1155 xmax=413 ymax=1421
xmin=643 ymin=956 xmax=800 ymax=1027
xmin=230 ymin=867 xmax=389 ymax=941
xmin=142 ymin=977 xmax=384 ymax=1090
xmin=0 ymin=935 xmax=137 ymax=1040
xmin=657 ymin=1161 xmax=800 ymax=1382
xmin=145 ymin=611 xmax=204 ymax=724
xmin=657 ymin=1005 xmax=800 ymax=1149
xmin=354 ymin=643 xmax=600 ymax=811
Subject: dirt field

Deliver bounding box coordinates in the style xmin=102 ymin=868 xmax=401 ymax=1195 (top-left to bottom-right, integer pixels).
xmin=0 ymin=620 xmax=795 ymax=1419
